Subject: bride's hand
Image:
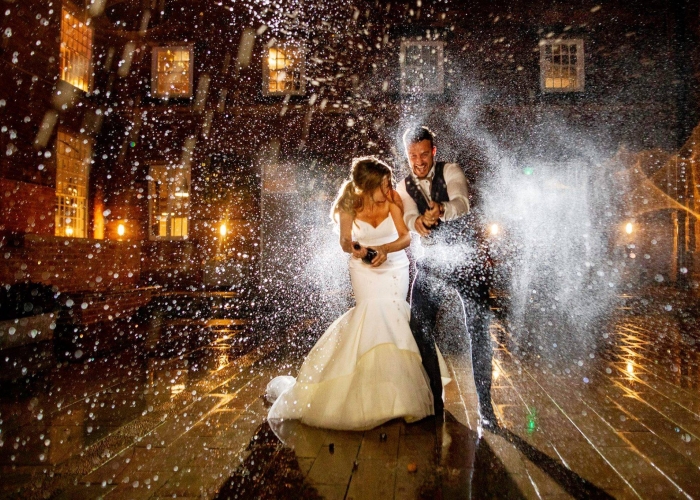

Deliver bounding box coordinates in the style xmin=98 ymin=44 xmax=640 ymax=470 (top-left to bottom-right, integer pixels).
xmin=370 ymin=246 xmax=387 ymax=267
xmin=351 ymin=242 xmax=367 ymax=260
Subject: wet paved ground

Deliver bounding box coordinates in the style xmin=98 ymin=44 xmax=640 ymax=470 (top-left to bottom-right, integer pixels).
xmin=1 ymin=292 xmax=700 ymax=499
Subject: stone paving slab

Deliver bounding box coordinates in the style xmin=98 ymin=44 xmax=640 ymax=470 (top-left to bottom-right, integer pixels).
xmin=4 ymin=310 xmax=700 ymax=499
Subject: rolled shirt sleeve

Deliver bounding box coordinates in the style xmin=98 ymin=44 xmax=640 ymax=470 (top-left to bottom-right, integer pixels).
xmin=396 ymin=180 xmax=420 ymax=233
xmin=442 ymin=163 xmax=470 ymax=221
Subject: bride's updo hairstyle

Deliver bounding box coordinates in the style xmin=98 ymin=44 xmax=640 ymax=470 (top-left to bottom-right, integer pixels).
xmin=331 ymin=156 xmax=393 ymax=222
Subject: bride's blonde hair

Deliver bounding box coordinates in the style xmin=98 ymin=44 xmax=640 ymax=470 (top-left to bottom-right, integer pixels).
xmin=331 ymin=156 xmax=393 ymax=222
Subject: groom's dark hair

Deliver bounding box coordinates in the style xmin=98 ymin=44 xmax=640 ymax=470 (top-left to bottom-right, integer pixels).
xmin=402 ymin=125 xmax=435 ymax=148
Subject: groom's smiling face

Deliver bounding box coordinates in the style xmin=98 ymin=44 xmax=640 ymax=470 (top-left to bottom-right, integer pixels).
xmin=406 ymin=139 xmax=437 ymax=179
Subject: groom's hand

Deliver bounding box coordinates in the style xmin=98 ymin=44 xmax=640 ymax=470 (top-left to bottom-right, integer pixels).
xmin=424 ymin=202 xmax=441 ymax=224
xmin=416 ymin=203 xmax=441 ymax=236
xmin=415 ymin=216 xmax=433 ymax=236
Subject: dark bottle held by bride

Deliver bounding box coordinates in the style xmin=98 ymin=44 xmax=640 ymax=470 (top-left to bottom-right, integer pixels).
xmin=353 ymin=242 xmax=377 ymax=265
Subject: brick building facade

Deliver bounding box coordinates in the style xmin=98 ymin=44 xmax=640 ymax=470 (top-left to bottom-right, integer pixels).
xmin=0 ymin=0 xmax=698 ymax=295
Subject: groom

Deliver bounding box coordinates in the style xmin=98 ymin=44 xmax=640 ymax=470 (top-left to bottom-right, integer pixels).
xmin=397 ymin=125 xmax=497 ymax=427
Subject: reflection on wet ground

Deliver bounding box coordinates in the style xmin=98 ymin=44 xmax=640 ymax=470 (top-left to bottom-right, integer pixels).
xmin=1 ymin=290 xmax=700 ymax=499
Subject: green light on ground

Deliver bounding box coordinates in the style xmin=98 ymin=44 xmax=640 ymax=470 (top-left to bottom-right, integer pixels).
xmin=523 ymin=167 xmax=534 ymax=175
xmin=526 ymin=407 xmax=538 ymax=434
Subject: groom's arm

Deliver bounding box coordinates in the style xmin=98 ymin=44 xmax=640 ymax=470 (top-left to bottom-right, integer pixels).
xmin=396 ymin=180 xmax=420 ymax=233
xmin=442 ymin=163 xmax=470 ymax=221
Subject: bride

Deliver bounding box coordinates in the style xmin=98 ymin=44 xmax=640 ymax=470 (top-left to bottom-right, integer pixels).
xmin=267 ymin=157 xmax=448 ymax=430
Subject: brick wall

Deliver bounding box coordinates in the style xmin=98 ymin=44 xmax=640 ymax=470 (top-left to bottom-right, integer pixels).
xmin=0 ymin=234 xmax=141 ymax=293
xmin=140 ymin=240 xmax=202 ymax=288
xmin=0 ymin=179 xmax=55 ymax=235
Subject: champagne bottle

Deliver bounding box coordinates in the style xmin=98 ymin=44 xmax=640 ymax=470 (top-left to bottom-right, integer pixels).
xmin=353 ymin=242 xmax=377 ymax=264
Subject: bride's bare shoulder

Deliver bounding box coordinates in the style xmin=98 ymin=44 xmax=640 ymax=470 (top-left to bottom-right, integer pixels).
xmin=388 ymin=189 xmax=404 ymax=211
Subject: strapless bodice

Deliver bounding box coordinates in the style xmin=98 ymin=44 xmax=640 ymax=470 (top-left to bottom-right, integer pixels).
xmin=352 ymin=216 xmax=399 ymax=246
xmin=351 ymin=215 xmax=408 ymax=270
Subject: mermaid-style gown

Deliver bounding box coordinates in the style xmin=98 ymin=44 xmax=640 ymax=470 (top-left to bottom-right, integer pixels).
xmin=266 ymin=215 xmax=449 ymax=431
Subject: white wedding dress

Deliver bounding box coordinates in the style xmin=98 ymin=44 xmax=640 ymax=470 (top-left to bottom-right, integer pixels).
xmin=267 ymin=215 xmax=449 ymax=431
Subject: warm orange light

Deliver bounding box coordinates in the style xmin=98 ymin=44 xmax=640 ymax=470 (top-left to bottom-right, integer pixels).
xmin=268 ymin=48 xmax=280 ymax=69
xmin=217 ymin=353 xmax=228 ymax=371
xmin=65 ymin=226 xmax=74 ymax=236
xmin=489 ymin=223 xmax=500 ymax=236
xmin=267 ymin=46 xmax=302 ymax=93
xmin=154 ymin=47 xmax=192 ymax=97
xmin=117 ymin=223 xmax=125 ymax=236
xmin=60 ymin=9 xmax=93 ymax=92
xmin=170 ymin=384 xmax=185 ymax=396
xmin=93 ymin=192 xmax=105 ymax=239
xmin=545 ymin=77 xmax=574 ymax=89
xmin=625 ymin=222 xmax=633 ymax=235
xmin=219 ymin=223 xmax=227 ymax=237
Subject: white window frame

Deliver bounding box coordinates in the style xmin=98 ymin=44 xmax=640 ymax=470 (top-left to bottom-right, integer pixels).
xmin=60 ymin=6 xmax=93 ymax=93
xmin=400 ymin=40 xmax=445 ymax=95
xmin=55 ymin=129 xmax=91 ymax=238
xmin=539 ymin=39 xmax=585 ymax=93
xmin=262 ymin=42 xmax=306 ymax=96
xmin=151 ymin=44 xmax=195 ymax=99
xmin=147 ymin=164 xmax=191 ymax=240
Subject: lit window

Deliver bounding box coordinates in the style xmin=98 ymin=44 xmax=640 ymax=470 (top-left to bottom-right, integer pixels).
xmin=263 ymin=44 xmax=305 ymax=95
xmin=148 ymin=164 xmax=190 ymax=240
xmin=60 ymin=8 xmax=93 ymax=92
xmin=540 ymin=39 xmax=585 ymax=92
xmin=151 ymin=46 xmax=194 ymax=98
xmin=400 ymin=41 xmax=444 ymax=95
xmin=55 ymin=130 xmax=90 ymax=238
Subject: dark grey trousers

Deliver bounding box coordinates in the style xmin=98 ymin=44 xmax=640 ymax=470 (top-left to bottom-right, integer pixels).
xmin=409 ymin=257 xmax=494 ymax=416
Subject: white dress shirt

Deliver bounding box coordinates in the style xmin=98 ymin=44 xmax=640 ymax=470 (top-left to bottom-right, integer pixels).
xmin=396 ymin=163 xmax=470 ymax=233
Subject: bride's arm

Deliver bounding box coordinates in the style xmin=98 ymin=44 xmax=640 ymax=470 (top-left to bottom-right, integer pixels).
xmin=368 ymin=192 xmax=410 ymax=267
xmin=380 ymin=191 xmax=411 ymax=253
xmin=339 ymin=210 xmax=365 ymax=258
xmin=369 ymin=190 xmax=410 ymax=266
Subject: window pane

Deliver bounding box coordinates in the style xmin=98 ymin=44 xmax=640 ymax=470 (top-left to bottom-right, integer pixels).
xmin=407 ymin=45 xmax=421 ymax=59
xmin=401 ymin=42 xmax=444 ymax=94
xmin=154 ymin=47 xmax=192 ymax=97
xmin=542 ymin=41 xmax=583 ymax=91
xmin=148 ymin=164 xmax=190 ymax=239
xmin=55 ymin=131 xmax=90 ymax=238
xmin=60 ymin=9 xmax=93 ymax=92
xmin=266 ymin=46 xmax=303 ymax=94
